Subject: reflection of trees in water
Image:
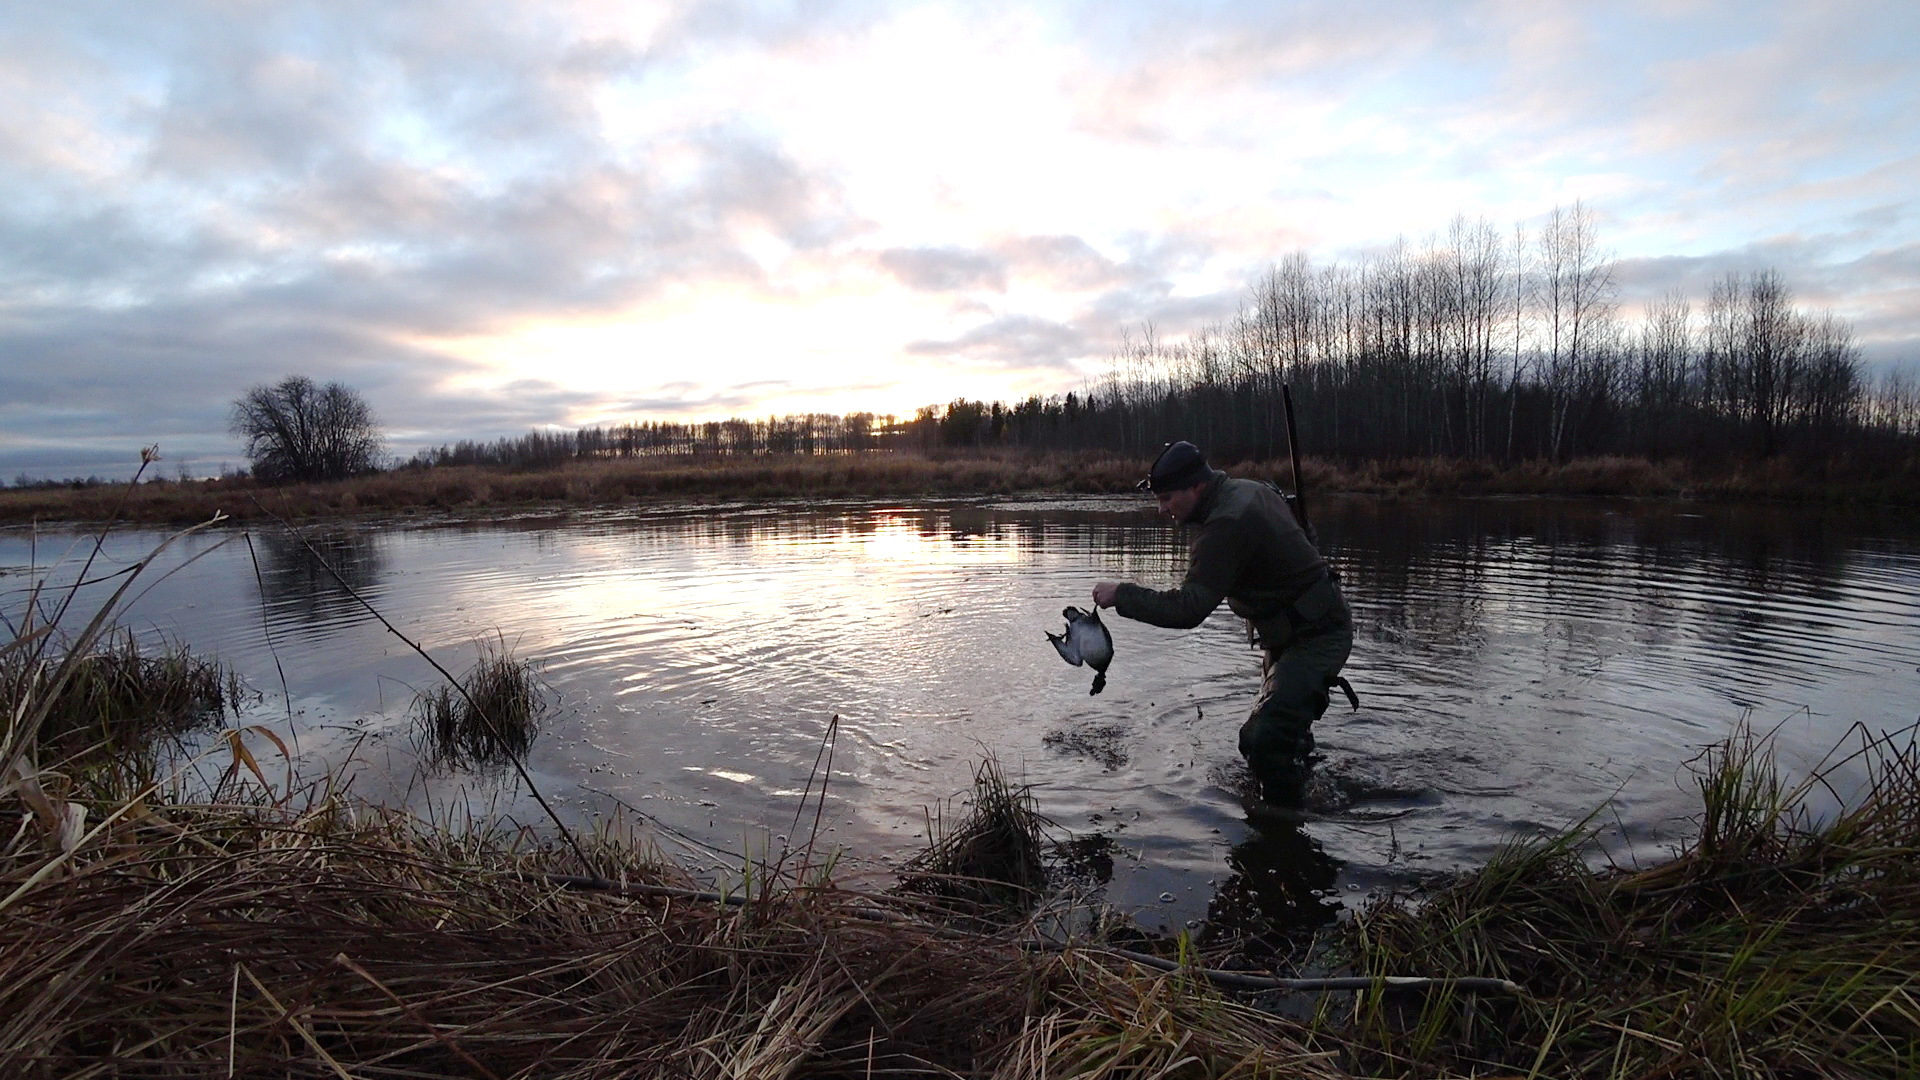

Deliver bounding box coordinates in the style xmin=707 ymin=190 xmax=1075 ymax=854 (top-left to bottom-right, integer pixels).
xmin=249 ymin=528 xmax=387 ymax=629
xmin=1329 ymin=496 xmax=1869 ymax=675
xmin=553 ymin=503 xmax=1194 ymax=580
xmin=1200 ymin=815 xmax=1343 ymax=956
xmin=473 ymin=496 xmax=1883 ymax=692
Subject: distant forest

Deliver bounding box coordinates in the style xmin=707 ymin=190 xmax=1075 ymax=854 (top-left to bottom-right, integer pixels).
xmin=407 ymin=204 xmax=1919 ymax=471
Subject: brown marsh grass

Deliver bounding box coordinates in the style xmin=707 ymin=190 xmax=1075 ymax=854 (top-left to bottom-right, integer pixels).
xmin=9 ymin=449 xmax=1920 ymax=527
xmin=0 ymin=451 xmax=1140 ymax=526
xmin=0 ymin=743 xmax=1340 ymax=1078
xmin=1328 ymin=722 xmax=1920 ymax=1079
xmin=896 ymin=758 xmax=1051 ymax=916
xmin=8 ymin=702 xmax=1913 ymax=1077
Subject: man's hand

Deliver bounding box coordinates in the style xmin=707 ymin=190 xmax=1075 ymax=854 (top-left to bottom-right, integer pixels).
xmin=1092 ymin=581 xmax=1121 ymax=609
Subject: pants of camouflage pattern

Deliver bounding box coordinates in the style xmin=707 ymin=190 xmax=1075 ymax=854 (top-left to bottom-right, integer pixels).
xmin=1237 ymin=625 xmax=1353 ymax=806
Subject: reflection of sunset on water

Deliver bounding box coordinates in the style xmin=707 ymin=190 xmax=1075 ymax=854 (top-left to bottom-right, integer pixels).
xmin=6 ymin=496 xmax=1918 ymax=934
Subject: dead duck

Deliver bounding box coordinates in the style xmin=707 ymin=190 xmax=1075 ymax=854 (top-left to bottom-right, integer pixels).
xmin=1046 ymin=606 xmax=1114 ymax=695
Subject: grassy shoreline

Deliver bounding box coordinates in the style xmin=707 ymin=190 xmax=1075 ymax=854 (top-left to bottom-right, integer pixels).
xmin=6 ymin=450 xmax=1920 ymax=526
xmin=3 ymin=712 xmax=1912 ymax=1077
xmin=3 ymin=620 xmax=1914 ymax=1075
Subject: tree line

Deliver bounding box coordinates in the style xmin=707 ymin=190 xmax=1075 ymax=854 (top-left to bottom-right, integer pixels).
xmin=206 ymin=204 xmax=1917 ymax=484
xmin=966 ymin=204 xmax=1916 ymax=464
xmin=405 ymin=412 xmax=900 ymax=470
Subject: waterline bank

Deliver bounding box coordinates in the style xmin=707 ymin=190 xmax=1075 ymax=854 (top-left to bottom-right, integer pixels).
xmin=7 ymin=449 xmax=1920 ymax=526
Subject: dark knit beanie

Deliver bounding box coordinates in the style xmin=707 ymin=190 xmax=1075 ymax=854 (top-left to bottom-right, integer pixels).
xmin=1138 ymin=441 xmax=1212 ymax=492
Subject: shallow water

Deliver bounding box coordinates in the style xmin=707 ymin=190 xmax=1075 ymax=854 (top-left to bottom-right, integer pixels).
xmin=6 ymin=494 xmax=1919 ymax=939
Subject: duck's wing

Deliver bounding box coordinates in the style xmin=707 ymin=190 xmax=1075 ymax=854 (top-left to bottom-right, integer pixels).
xmin=1046 ymin=630 xmax=1083 ymax=666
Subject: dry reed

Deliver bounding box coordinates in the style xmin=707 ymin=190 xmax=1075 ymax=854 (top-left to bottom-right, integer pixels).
xmin=0 ymin=773 xmax=1356 ymax=1078
xmin=896 ymin=759 xmax=1050 ymax=915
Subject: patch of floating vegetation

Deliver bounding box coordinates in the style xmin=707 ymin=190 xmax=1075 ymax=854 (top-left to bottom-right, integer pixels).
xmin=1041 ymin=721 xmax=1130 ymax=771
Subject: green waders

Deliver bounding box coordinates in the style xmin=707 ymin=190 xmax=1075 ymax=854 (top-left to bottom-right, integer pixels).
xmin=1237 ymin=624 xmax=1352 ymax=806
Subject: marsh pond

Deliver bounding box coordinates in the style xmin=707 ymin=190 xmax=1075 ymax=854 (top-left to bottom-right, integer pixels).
xmin=8 ymin=494 xmax=1920 ymax=939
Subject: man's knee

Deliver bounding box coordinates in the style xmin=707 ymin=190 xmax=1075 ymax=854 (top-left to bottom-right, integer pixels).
xmin=1239 ymin=703 xmax=1316 ymax=762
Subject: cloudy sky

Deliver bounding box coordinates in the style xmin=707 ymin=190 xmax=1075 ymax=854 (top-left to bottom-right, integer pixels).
xmin=3 ymin=0 xmax=1917 ymax=478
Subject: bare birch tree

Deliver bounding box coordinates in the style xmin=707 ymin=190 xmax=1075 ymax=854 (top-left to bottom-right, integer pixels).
xmin=1536 ymin=202 xmax=1616 ymax=459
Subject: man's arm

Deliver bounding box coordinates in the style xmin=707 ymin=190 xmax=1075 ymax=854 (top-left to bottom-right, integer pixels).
xmin=1092 ymin=521 xmax=1247 ymax=629
xmin=1109 ymin=579 xmax=1225 ymax=628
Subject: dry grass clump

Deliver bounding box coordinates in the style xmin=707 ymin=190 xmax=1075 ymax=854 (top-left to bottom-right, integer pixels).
xmin=897 ymin=759 xmax=1051 ymax=914
xmin=1 ymin=630 xmax=237 ymax=764
xmin=412 ymin=642 xmax=546 ymax=769
xmin=1325 ymin=724 xmax=1920 ymax=1079
xmin=997 ymin=953 xmax=1344 ymax=1080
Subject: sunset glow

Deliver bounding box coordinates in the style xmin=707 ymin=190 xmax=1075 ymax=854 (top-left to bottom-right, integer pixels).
xmin=2 ymin=1 xmax=1916 ymax=476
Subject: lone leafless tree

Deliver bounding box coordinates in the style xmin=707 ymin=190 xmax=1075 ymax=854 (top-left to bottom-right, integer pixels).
xmin=231 ymin=375 xmax=384 ymax=483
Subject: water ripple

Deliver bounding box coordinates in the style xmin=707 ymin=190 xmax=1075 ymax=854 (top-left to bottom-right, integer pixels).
xmin=6 ymin=496 xmax=1919 ymax=935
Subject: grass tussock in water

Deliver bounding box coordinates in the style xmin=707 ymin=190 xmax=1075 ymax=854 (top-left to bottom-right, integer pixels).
xmin=0 ymin=630 xmax=237 ymax=764
xmin=1328 ymin=723 xmax=1920 ymax=1079
xmin=412 ymin=642 xmax=546 ymax=769
xmin=896 ymin=758 xmax=1051 ymax=914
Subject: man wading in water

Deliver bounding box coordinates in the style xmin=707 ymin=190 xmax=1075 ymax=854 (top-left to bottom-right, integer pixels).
xmin=1092 ymin=441 xmax=1353 ymax=807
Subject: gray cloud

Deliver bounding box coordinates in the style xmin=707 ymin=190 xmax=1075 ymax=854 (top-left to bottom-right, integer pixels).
xmin=0 ymin=4 xmax=872 ymax=479
xmin=1061 ymin=3 xmax=1453 ymax=145
xmin=878 ymin=247 xmax=1006 ymax=292
xmin=889 ymin=227 xmax=1247 ymax=372
xmin=877 ymin=234 xmax=1136 ymax=295
xmin=906 ymin=315 xmax=1085 ymax=369
xmin=1613 ymin=235 xmax=1920 ymax=367
xmin=997 ymin=235 xmax=1127 ymax=289
xmin=602 ymin=380 xmax=796 ymax=416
